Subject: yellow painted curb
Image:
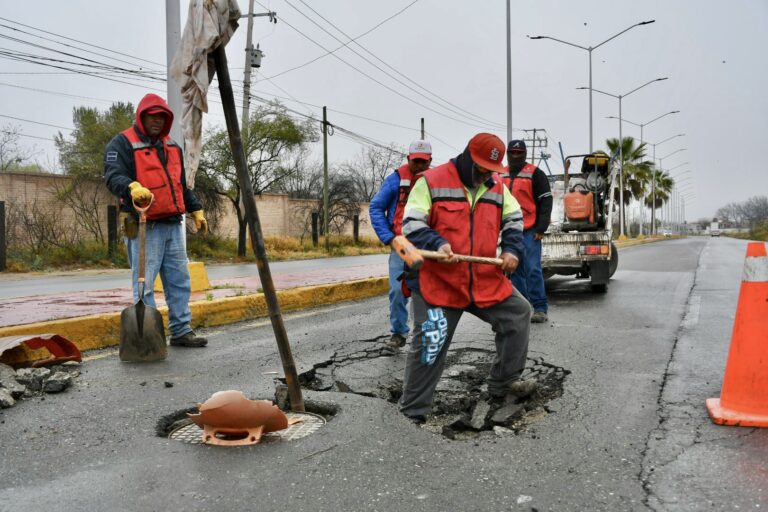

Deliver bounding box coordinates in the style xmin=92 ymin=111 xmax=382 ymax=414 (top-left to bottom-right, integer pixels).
xmin=0 ymin=277 xmax=388 ymax=365
xmin=154 ymin=261 xmax=211 ymax=293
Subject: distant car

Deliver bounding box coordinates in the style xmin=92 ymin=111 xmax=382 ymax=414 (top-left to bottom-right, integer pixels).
xmin=662 ymin=230 xmax=672 ymax=237
xmin=711 ymin=229 xmax=721 ymax=237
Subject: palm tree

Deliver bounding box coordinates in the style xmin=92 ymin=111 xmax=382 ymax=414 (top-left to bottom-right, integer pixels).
xmin=605 ymin=136 xmax=654 ymax=235
xmin=644 ymin=169 xmax=674 ymax=234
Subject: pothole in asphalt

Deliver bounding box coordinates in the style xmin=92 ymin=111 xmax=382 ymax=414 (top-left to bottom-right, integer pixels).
xmin=297 ymin=339 xmax=569 ymax=440
xmin=157 ymin=398 xmax=338 ymax=445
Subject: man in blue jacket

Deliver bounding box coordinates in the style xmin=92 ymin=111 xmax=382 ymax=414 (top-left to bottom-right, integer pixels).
xmin=369 ymin=140 xmax=432 ymax=352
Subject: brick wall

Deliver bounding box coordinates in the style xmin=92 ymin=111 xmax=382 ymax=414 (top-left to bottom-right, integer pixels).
xmin=0 ymin=171 xmax=375 ymax=243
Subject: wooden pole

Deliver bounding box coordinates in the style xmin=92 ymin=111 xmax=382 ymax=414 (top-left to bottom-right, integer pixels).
xmin=213 ymin=45 xmax=305 ymax=412
xmin=322 ymin=106 xmax=330 ymax=252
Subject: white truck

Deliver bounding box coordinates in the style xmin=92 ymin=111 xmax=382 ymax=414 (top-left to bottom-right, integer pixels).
xmin=541 ymin=152 xmax=619 ymax=292
xmin=710 ymin=220 xmax=720 ymax=236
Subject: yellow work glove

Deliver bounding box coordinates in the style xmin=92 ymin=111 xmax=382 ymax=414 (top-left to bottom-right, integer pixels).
xmin=190 ymin=210 xmax=208 ymax=235
xmin=128 ymin=181 xmax=152 ymax=205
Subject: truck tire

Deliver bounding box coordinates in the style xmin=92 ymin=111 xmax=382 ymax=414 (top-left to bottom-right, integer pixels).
xmin=608 ymin=242 xmax=619 ymax=278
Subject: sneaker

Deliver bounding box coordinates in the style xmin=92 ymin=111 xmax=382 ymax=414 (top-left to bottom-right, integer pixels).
xmin=531 ymin=311 xmax=548 ymax=323
xmin=490 ymin=378 xmax=538 ymax=399
xmin=170 ymin=331 xmax=208 ymax=347
xmin=384 ymin=333 xmax=407 ymax=352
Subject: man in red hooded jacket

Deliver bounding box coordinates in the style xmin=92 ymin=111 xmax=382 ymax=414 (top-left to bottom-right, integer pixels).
xmin=104 ymin=93 xmax=208 ymax=348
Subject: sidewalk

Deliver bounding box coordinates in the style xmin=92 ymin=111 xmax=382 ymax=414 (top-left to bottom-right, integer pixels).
xmin=0 ymin=255 xmax=390 ymax=364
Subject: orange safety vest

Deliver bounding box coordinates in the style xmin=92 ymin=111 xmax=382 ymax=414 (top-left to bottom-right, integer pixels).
xmin=419 ymin=161 xmax=513 ymax=308
xmin=121 ymin=127 xmax=186 ymax=220
xmin=508 ymin=163 xmax=537 ymax=230
xmin=392 ymin=164 xmax=415 ymax=236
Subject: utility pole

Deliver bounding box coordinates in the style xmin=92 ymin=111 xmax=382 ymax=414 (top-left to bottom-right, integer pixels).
xmin=165 ymin=0 xmax=183 ymax=145
xmin=323 ymin=106 xmax=330 ymax=252
xmin=241 ymin=0 xmax=256 ymax=139
xmin=240 ymin=6 xmax=276 ymax=138
xmin=420 ymin=117 xmax=425 ymax=139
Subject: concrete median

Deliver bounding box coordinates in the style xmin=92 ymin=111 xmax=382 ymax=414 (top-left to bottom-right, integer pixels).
xmin=0 ymin=277 xmax=388 ymax=365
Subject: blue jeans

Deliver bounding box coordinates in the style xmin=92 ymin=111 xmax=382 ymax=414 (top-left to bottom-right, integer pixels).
xmin=388 ymin=249 xmax=410 ymax=335
xmin=126 ymin=221 xmax=192 ymax=338
xmin=511 ymin=230 xmax=548 ymax=313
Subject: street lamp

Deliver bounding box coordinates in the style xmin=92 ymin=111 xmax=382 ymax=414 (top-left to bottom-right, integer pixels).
xmin=647 ymin=134 xmax=685 ymax=234
xmin=577 ymin=77 xmax=668 ymax=237
xmin=607 ymin=110 xmax=680 ymax=235
xmin=528 ymin=19 xmax=655 ymax=152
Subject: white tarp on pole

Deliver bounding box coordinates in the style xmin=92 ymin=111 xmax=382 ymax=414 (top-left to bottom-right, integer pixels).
xmin=170 ymin=0 xmax=240 ymax=188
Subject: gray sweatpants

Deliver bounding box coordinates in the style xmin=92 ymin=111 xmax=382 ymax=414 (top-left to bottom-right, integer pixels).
xmin=399 ymin=291 xmax=532 ymax=418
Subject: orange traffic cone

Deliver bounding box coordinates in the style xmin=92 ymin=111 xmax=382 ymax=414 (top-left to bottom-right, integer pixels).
xmin=706 ymin=242 xmax=768 ymax=427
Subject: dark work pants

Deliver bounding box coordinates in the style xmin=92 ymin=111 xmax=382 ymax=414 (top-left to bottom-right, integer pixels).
xmin=398 ymin=291 xmax=532 ymax=418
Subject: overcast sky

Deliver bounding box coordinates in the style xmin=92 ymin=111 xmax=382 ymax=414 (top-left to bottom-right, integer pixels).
xmin=2 ymin=0 xmax=766 ymax=221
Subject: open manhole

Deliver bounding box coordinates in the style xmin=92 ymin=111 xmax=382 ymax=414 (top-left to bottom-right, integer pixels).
xmin=168 ymin=411 xmax=325 ymax=445
xmin=158 ymin=398 xmax=337 ymax=445
xmin=297 ymin=340 xmax=570 ymax=440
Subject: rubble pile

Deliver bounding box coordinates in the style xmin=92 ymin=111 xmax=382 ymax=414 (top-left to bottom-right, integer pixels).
xmin=0 ymin=361 xmax=79 ymax=409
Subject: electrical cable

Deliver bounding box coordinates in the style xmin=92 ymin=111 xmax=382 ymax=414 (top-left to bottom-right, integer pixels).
xmin=0 ymin=114 xmax=73 ymax=131
xmin=294 ymin=0 xmax=505 ymax=129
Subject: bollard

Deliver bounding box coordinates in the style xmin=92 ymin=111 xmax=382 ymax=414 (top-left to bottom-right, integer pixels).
xmin=107 ymin=205 xmax=117 ymax=260
xmin=353 ymin=214 xmax=359 ymax=244
xmin=0 ymin=201 xmax=5 ymax=272
xmin=311 ymin=211 xmax=319 ymax=247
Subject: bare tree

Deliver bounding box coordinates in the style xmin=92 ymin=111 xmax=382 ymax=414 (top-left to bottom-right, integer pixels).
xmin=0 ymin=124 xmax=38 ymax=171
xmin=339 ymin=144 xmax=404 ymax=202
xmin=50 ymin=178 xmax=108 ymax=244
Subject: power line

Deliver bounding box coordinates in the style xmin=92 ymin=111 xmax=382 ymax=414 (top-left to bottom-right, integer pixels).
xmin=1 ymin=129 xmax=54 ymax=142
xmin=0 ymin=114 xmax=73 ymax=131
xmin=254 ymin=1 xmax=501 ymax=131
xmin=262 ymin=0 xmax=420 ymax=81
xmin=0 ymin=16 xmax=165 ymax=68
xmin=294 ymin=0 xmax=505 ymax=130
xmin=0 ymin=22 xmax=165 ymax=73
xmin=280 ymin=0 xmax=504 ymax=130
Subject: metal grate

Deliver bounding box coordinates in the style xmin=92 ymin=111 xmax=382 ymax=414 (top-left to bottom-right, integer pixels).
xmin=169 ymin=412 xmax=325 ymax=445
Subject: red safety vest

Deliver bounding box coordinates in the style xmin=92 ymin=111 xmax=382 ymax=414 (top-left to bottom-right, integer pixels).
xmin=393 ymin=164 xmax=419 ymax=236
xmin=121 ymin=127 xmax=186 ymax=220
xmin=419 ymin=161 xmax=513 ymax=308
xmin=508 ymin=163 xmax=537 ymax=230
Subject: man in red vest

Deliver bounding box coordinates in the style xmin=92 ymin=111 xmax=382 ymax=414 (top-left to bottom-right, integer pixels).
xmin=399 ymin=133 xmax=536 ymax=423
xmin=369 ymin=140 xmax=433 ymax=352
xmin=104 ymin=93 xmax=208 ymax=348
xmin=505 ymin=139 xmax=553 ymax=323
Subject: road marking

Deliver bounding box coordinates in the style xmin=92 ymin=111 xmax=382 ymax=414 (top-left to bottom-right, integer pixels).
xmin=681 ymin=294 xmax=701 ymax=329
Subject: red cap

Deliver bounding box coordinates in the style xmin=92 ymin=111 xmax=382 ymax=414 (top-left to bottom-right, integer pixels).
xmin=144 ymin=106 xmax=168 ymax=115
xmin=468 ymin=133 xmax=506 ymax=173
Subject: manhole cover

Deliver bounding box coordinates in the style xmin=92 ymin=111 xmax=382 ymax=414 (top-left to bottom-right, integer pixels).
xmin=169 ymin=411 xmax=325 ymax=445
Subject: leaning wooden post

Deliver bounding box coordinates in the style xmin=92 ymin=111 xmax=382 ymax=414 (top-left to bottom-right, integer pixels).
xmin=213 ymin=45 xmax=304 ymax=412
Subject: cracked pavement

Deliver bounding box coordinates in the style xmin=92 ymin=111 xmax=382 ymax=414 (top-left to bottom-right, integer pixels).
xmin=1 ymin=237 xmax=766 ymax=511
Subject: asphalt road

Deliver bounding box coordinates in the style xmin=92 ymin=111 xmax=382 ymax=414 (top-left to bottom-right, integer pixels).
xmin=0 ymin=253 xmax=389 ymax=300
xmin=1 ymin=236 xmax=766 ymax=511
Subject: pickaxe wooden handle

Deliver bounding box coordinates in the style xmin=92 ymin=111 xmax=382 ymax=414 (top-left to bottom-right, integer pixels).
xmin=391 ymin=235 xmax=502 ymax=270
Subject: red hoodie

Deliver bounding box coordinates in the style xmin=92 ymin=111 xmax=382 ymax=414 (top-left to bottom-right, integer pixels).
xmin=121 ymin=94 xmax=186 ymax=219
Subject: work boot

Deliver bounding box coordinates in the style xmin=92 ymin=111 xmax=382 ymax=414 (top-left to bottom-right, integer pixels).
xmin=383 ymin=333 xmax=407 ymax=352
xmin=531 ymin=311 xmax=548 ymax=323
xmin=170 ymin=331 xmax=208 ymax=347
xmin=490 ymin=378 xmax=538 ymax=399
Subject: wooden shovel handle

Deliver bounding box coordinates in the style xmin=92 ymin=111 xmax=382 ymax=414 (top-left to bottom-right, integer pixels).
xmin=418 ymin=250 xmax=503 ymax=266
xmin=131 ymin=196 xmax=154 ymax=295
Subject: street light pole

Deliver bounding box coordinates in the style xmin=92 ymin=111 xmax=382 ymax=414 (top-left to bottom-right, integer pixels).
xmin=506 ymin=0 xmax=513 ymax=144
xmin=578 ymin=77 xmax=667 ymax=238
xmin=528 ymin=20 xmax=655 ymax=152
xmin=648 ymin=134 xmax=685 ymax=234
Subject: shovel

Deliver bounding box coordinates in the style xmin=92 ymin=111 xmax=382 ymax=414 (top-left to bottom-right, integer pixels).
xmin=119 ymin=197 xmax=167 ymax=362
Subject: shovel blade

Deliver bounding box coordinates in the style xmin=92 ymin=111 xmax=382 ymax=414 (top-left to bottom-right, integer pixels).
xmin=120 ymin=300 xmax=167 ymax=362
